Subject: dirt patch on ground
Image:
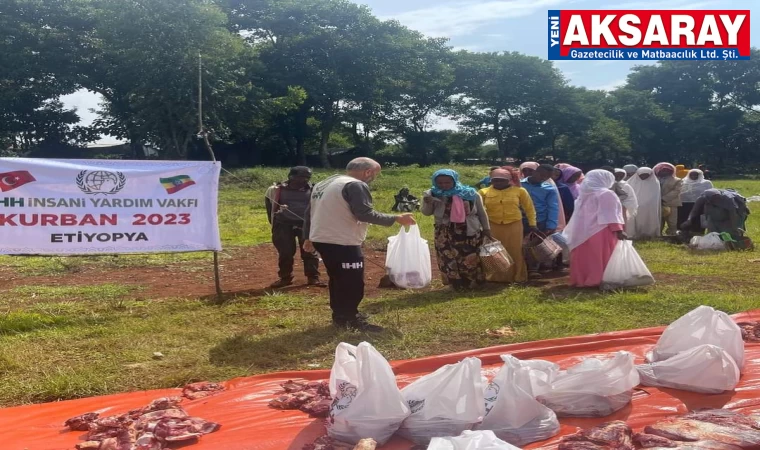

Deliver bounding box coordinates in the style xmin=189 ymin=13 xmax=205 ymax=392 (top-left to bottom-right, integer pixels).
xmin=8 ymin=244 xmax=737 ymax=301
xmin=0 ymin=246 xmax=440 ymax=300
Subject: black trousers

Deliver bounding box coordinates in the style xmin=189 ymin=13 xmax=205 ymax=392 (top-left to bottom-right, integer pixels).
xmin=313 ymin=242 xmax=364 ymax=322
xmin=272 ymin=221 xmax=319 ymax=279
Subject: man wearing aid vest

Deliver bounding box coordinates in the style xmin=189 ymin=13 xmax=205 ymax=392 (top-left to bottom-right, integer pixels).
xmin=303 ymin=158 xmax=416 ymax=332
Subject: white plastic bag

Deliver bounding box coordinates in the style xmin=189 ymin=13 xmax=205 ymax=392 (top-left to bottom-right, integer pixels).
xmin=399 ymin=357 xmax=485 ymax=444
xmin=477 ymin=356 xmax=560 ymax=446
xmin=328 ymin=342 xmax=410 ymax=445
xmin=427 ymin=430 xmax=521 ymax=450
xmin=501 ymin=355 xmax=559 ymax=398
xmin=385 ymin=225 xmax=432 ymax=289
xmin=600 ymin=240 xmax=655 ymax=291
xmin=637 ymin=344 xmax=740 ymax=394
xmin=536 ymin=352 xmax=640 ymax=417
xmin=647 ymin=305 xmax=745 ymax=369
xmin=690 ymin=232 xmax=727 ymax=251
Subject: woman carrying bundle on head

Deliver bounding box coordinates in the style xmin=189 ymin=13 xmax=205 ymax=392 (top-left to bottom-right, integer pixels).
xmin=479 ymin=169 xmax=538 ymax=283
xmin=422 ymin=169 xmax=491 ymax=290
xmin=563 ymin=170 xmax=627 ymax=287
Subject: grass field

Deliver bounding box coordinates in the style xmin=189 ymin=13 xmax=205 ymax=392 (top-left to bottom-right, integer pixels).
xmin=0 ymin=166 xmax=758 ymax=407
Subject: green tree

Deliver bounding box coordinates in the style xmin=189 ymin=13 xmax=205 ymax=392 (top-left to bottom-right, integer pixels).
xmin=224 ymin=0 xmax=401 ymax=167
xmin=380 ymin=34 xmax=455 ymax=166
xmin=453 ymin=51 xmax=567 ymax=159
xmin=0 ymin=0 xmax=94 ymax=152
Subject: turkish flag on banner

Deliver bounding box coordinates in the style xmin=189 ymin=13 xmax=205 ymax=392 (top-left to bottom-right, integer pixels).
xmin=0 ymin=170 xmax=36 ymax=192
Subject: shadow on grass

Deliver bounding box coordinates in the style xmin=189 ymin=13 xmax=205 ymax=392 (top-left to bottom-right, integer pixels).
xmin=208 ymin=325 xmax=402 ymax=371
xmin=363 ymin=285 xmax=514 ymax=314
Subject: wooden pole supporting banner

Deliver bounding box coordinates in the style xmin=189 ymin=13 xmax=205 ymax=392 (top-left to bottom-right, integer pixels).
xmin=199 ymin=51 xmax=224 ymax=299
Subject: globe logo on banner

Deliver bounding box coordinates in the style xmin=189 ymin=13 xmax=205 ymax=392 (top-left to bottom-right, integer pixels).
xmin=76 ymin=170 xmax=127 ymax=195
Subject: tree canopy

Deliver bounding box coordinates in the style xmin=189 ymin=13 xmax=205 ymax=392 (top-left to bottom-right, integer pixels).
xmin=2 ymin=0 xmax=759 ymax=170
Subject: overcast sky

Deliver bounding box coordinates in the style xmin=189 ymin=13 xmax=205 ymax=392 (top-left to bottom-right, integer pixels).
xmin=62 ymin=0 xmax=758 ymax=144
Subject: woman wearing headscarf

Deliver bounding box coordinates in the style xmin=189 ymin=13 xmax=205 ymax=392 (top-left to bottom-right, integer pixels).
xmin=623 ymin=164 xmax=639 ymax=181
xmin=552 ymin=167 xmax=576 ymax=221
xmin=562 ymin=170 xmax=626 ymax=287
xmin=615 ymin=168 xmax=639 ymax=221
xmin=675 ymin=164 xmax=689 ymax=179
xmin=679 ymin=169 xmax=714 ymax=235
xmin=559 ymin=165 xmax=583 ymax=200
xmin=653 ymin=162 xmax=683 ymax=236
xmin=682 ymin=189 xmax=750 ymax=240
xmin=422 ymin=169 xmax=491 ymax=290
xmin=626 ymin=167 xmax=662 ymax=239
xmin=479 ymin=169 xmax=537 ymax=283
xmin=520 ymin=162 xmax=540 ymax=179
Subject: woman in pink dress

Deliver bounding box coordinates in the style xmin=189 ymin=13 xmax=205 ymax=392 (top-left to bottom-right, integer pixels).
xmin=562 ymin=170 xmax=627 ymax=287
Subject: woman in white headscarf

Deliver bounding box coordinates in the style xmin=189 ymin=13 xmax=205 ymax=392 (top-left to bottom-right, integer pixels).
xmin=678 ymin=168 xmax=713 ymax=233
xmin=623 ymin=164 xmax=638 ymax=181
xmin=615 ymin=168 xmax=638 ymax=221
xmin=626 ymin=167 xmax=662 ymax=239
xmin=563 ymin=170 xmax=626 ymax=287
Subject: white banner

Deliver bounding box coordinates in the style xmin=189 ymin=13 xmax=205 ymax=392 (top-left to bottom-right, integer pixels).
xmin=0 ymin=158 xmax=221 ymax=255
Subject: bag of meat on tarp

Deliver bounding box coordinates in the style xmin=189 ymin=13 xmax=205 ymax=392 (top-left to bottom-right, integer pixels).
xmin=385 ymin=224 xmax=433 ymax=289
xmin=427 ymin=430 xmax=521 ymax=450
xmin=477 ymin=356 xmax=560 ymax=446
xmin=328 ymin=342 xmax=410 ymax=445
xmin=637 ymin=344 xmax=740 ymax=394
xmin=536 ymin=352 xmax=640 ymax=418
xmin=398 ymin=357 xmax=485 ymax=445
xmin=647 ymin=305 xmax=745 ymax=370
xmin=501 ymin=355 xmax=559 ymax=398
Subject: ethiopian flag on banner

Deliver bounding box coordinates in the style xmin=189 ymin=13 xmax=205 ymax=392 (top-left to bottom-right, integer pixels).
xmin=160 ymin=175 xmax=196 ymax=194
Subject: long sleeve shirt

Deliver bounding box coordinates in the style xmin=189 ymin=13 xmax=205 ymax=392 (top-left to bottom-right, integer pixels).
xmin=521 ymin=179 xmax=560 ymax=230
xmin=478 ymin=186 xmax=537 ymax=227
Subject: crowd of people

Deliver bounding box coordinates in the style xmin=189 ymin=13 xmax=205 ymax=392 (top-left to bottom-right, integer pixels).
xmin=264 ymin=158 xmax=750 ymax=332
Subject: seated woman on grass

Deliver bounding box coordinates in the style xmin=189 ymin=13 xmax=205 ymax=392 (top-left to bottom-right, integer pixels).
xmin=422 ymin=169 xmax=491 ymax=291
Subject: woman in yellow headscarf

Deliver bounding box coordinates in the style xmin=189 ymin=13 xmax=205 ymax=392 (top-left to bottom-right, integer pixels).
xmin=675 ymin=165 xmax=689 ymax=179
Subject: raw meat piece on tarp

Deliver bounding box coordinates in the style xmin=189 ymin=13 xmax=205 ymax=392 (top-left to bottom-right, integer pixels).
xmin=328 ymin=342 xmax=410 ymax=445
xmin=427 ymin=430 xmax=521 ymax=450
xmin=477 ymin=355 xmax=560 ymax=446
xmin=127 ymin=397 xmax=184 ymax=419
xmin=738 ymin=322 xmax=760 ymax=342
xmin=182 ymin=381 xmax=225 ymax=400
xmin=558 ymin=421 xmax=633 ymax=450
xmin=648 ymin=305 xmax=745 ymax=369
xmin=398 ymin=357 xmax=485 ymax=444
xmin=634 ymin=432 xmax=743 ymax=449
xmin=644 ymin=409 xmax=760 ymax=448
xmin=65 ymin=412 xmax=99 ymax=431
xmin=537 ymin=352 xmax=640 ymax=417
xmin=269 ymin=391 xmax=316 ymax=410
xmin=637 ymin=344 xmax=741 ymax=394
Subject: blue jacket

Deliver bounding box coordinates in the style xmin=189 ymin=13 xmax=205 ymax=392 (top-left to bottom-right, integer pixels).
xmin=521 ymin=178 xmax=560 ymax=230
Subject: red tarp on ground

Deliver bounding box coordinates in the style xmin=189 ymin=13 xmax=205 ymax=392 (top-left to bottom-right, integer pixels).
xmin=4 ymin=309 xmax=760 ymax=450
